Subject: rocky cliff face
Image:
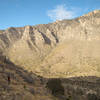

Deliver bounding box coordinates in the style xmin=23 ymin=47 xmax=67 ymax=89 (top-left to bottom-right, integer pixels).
xmin=0 ymin=10 xmax=100 ymax=78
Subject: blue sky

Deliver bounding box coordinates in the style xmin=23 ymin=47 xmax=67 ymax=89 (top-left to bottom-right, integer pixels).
xmin=0 ymin=0 xmax=100 ymax=29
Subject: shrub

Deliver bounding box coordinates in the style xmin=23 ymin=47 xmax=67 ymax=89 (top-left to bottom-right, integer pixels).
xmin=46 ymin=79 xmax=64 ymax=96
xmin=87 ymin=93 xmax=98 ymax=100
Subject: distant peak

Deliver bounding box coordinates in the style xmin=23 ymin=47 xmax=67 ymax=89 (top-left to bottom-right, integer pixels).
xmin=89 ymin=9 xmax=100 ymax=15
xmin=82 ymin=9 xmax=100 ymax=17
xmin=92 ymin=9 xmax=100 ymax=13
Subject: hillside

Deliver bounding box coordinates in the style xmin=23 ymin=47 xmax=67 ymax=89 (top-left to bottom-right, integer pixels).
xmin=0 ymin=55 xmax=100 ymax=100
xmin=0 ymin=10 xmax=100 ymax=78
xmin=0 ymin=55 xmax=55 ymax=100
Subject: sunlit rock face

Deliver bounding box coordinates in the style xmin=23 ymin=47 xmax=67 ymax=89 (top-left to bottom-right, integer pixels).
xmin=0 ymin=10 xmax=100 ymax=78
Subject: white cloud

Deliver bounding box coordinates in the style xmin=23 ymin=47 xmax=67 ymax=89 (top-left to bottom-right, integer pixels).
xmin=47 ymin=5 xmax=76 ymax=21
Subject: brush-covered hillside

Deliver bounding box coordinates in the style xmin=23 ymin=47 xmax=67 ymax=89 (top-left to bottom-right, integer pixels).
xmin=0 ymin=55 xmax=100 ymax=100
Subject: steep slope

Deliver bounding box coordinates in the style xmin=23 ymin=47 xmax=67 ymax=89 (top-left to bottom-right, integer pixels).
xmin=0 ymin=55 xmax=56 ymax=100
xmin=39 ymin=10 xmax=100 ymax=77
xmin=0 ymin=10 xmax=100 ymax=78
xmin=0 ymin=55 xmax=100 ymax=100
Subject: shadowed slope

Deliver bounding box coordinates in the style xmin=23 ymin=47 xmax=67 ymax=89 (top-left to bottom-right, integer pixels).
xmin=0 ymin=55 xmax=100 ymax=100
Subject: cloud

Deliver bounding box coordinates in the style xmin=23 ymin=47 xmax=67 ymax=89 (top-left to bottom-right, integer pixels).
xmin=47 ymin=5 xmax=77 ymax=21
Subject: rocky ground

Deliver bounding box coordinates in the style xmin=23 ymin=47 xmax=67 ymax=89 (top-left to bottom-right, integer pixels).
xmin=0 ymin=56 xmax=100 ymax=100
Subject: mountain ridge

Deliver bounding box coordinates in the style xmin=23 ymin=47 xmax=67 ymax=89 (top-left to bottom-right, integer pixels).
xmin=0 ymin=10 xmax=100 ymax=78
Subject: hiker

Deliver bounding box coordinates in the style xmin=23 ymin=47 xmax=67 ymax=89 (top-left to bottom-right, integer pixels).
xmin=1 ymin=64 xmax=5 ymax=72
xmin=7 ymin=74 xmax=11 ymax=85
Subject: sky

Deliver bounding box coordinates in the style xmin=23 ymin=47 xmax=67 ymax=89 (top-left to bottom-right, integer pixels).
xmin=0 ymin=0 xmax=100 ymax=29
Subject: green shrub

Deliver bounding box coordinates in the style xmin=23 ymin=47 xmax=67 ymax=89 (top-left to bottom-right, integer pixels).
xmin=46 ymin=79 xmax=65 ymax=96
